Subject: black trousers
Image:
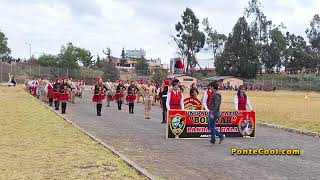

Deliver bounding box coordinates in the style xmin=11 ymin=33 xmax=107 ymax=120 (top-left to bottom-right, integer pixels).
xmin=48 ymin=98 xmax=53 ymax=106
xmin=117 ymin=100 xmax=122 ymax=110
xmin=129 ymin=103 xmax=134 ymax=113
xmin=54 ymin=100 xmax=60 ymax=110
xmin=61 ymin=102 xmax=67 ymax=114
xmin=96 ymin=103 xmax=102 ymax=116
xmin=161 ymin=97 xmax=167 ymax=123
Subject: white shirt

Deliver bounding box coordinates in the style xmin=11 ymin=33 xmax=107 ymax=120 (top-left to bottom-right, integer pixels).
xmin=166 ymin=90 xmax=184 ymax=110
xmin=202 ymin=91 xmax=209 ymax=111
xmin=234 ymin=95 xmax=253 ymax=111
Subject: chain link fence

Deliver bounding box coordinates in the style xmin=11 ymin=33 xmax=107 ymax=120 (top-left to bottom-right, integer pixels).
xmin=244 ymin=79 xmax=320 ymax=91
xmin=0 ymin=62 xmax=103 ymax=85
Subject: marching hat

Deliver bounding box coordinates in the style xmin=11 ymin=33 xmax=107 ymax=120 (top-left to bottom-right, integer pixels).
xmin=172 ymin=79 xmax=179 ymax=86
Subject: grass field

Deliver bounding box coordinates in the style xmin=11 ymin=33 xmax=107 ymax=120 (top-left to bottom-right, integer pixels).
xmin=0 ymin=87 xmax=146 ymax=180
xmin=195 ymin=90 xmax=320 ymax=133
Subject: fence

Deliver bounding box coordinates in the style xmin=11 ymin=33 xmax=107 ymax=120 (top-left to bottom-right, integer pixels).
xmin=0 ymin=62 xmax=103 ymax=85
xmin=244 ymin=79 xmax=320 ymax=92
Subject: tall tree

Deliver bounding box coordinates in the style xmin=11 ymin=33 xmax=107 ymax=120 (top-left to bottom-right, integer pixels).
xmin=306 ymin=14 xmax=320 ymax=70
xmin=245 ymin=0 xmax=272 ymax=73
xmin=76 ymin=47 xmax=94 ymax=67
xmin=37 ymin=54 xmax=58 ymax=67
xmin=103 ymin=47 xmax=112 ymax=62
xmin=174 ymin=7 xmax=205 ymax=74
xmin=262 ymin=26 xmax=287 ymax=73
xmin=94 ymin=54 xmax=103 ymax=69
xmin=215 ymin=17 xmax=259 ymax=79
xmin=0 ymin=30 xmax=11 ymax=58
xmin=202 ymin=18 xmax=227 ymax=60
xmin=57 ymin=43 xmax=80 ymax=69
xmin=135 ymin=56 xmax=149 ymax=75
xmin=102 ymin=61 xmax=120 ymax=81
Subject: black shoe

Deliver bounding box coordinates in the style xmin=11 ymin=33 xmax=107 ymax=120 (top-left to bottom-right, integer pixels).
xmin=219 ymin=135 xmax=226 ymax=144
xmin=210 ymin=140 xmax=215 ymax=145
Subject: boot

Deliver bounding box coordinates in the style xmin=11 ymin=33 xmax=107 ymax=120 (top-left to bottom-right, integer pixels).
xmin=96 ymin=104 xmax=99 ymax=116
xmin=161 ymin=112 xmax=166 ymax=123
xmin=98 ymin=104 xmax=102 ymax=116
xmin=49 ymin=98 xmax=53 ymax=106
xmin=119 ymin=101 xmax=122 ymax=110
xmin=61 ymin=102 xmax=66 ymax=114
xmin=55 ymin=101 xmax=60 ymax=110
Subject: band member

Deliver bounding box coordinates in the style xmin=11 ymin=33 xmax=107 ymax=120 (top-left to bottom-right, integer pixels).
xmin=92 ymin=78 xmax=107 ymax=116
xmin=143 ymin=81 xmax=155 ymax=119
xmin=69 ymin=80 xmax=77 ymax=104
xmin=137 ymin=80 xmax=145 ymax=103
xmin=79 ymin=80 xmax=85 ymax=98
xmin=45 ymin=80 xmax=54 ymax=106
xmin=126 ymin=81 xmax=138 ymax=114
xmin=159 ymin=80 xmax=170 ymax=123
xmin=105 ymin=79 xmax=113 ymax=107
xmin=166 ymin=79 xmax=184 ymax=110
xmin=202 ymin=84 xmax=213 ymax=112
xmin=208 ymin=82 xmax=225 ymax=144
xmin=234 ymin=85 xmax=253 ymax=112
xmin=115 ymin=80 xmax=125 ymax=110
xmin=52 ymin=78 xmax=61 ymax=110
xmin=189 ymin=83 xmax=199 ymax=98
xmin=59 ymin=78 xmax=71 ymax=114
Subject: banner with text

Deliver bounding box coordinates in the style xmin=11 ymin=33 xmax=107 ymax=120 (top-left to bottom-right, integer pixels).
xmin=167 ymin=110 xmax=256 ymax=139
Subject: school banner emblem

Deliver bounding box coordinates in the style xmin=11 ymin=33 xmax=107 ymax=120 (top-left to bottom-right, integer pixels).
xmin=184 ymin=97 xmax=203 ymax=110
xmin=167 ymin=110 xmax=256 ymax=139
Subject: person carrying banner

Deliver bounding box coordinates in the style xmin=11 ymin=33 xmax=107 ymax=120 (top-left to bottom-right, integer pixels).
xmin=202 ymin=84 xmax=213 ymax=112
xmin=59 ymin=78 xmax=71 ymax=114
xmin=166 ymin=79 xmax=184 ymax=111
xmin=126 ymin=81 xmax=138 ymax=114
xmin=234 ymin=85 xmax=254 ymax=112
xmin=208 ymin=82 xmax=225 ymax=145
xmin=115 ymin=80 xmax=125 ymax=110
xmin=92 ymin=78 xmax=107 ymax=116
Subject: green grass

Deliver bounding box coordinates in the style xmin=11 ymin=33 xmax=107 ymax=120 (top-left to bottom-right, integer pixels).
xmin=0 ymin=87 xmax=146 ymax=180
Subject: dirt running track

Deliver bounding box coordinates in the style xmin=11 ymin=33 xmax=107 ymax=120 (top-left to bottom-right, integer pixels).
xmin=60 ymin=91 xmax=320 ymax=180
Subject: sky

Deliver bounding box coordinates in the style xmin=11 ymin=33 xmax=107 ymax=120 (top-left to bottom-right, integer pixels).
xmin=0 ymin=0 xmax=319 ymax=67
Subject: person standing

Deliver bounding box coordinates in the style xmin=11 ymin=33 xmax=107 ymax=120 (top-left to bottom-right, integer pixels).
xmin=202 ymin=84 xmax=212 ymax=112
xmin=143 ymin=81 xmax=155 ymax=119
xmin=159 ymin=80 xmax=170 ymax=123
xmin=189 ymin=83 xmax=199 ymax=98
xmin=68 ymin=80 xmax=77 ymax=104
xmin=92 ymin=78 xmax=107 ymax=116
xmin=105 ymin=79 xmax=113 ymax=107
xmin=52 ymin=78 xmax=61 ymax=110
xmin=208 ymin=82 xmax=225 ymax=145
xmin=234 ymin=85 xmax=254 ymax=112
xmin=166 ymin=79 xmax=184 ymax=111
xmin=126 ymin=81 xmax=138 ymax=114
xmin=45 ymin=80 xmax=54 ymax=106
xmin=115 ymin=80 xmax=125 ymax=110
xmin=59 ymin=78 xmax=71 ymax=114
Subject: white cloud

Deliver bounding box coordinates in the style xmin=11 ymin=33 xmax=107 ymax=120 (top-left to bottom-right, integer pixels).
xmin=0 ymin=0 xmax=319 ymax=67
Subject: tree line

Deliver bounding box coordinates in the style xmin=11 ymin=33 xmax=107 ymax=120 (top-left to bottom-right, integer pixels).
xmin=173 ymin=0 xmax=320 ymax=78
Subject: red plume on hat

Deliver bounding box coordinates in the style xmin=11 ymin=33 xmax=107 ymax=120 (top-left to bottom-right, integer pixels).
xmin=164 ymin=80 xmax=170 ymax=86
